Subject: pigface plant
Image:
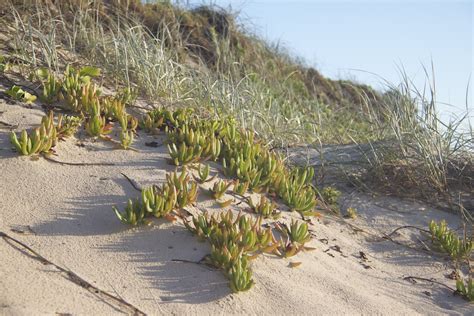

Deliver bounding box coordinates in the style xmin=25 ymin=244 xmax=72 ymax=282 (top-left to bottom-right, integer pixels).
xmin=249 ymin=195 xmax=280 ymax=219
xmin=229 ymin=256 xmax=254 ymax=293
xmin=84 ymin=101 xmax=112 ymax=137
xmin=456 ymin=278 xmax=474 ymax=302
xmin=273 ymin=167 xmax=318 ymax=216
xmin=165 ymin=169 xmax=198 ymax=208
xmin=113 ymin=198 xmax=148 ymax=226
xmin=276 ymin=220 xmax=312 ymax=258
xmin=210 ymin=180 xmax=232 ymax=200
xmin=233 ymin=179 xmax=250 ymax=196
xmin=429 ymin=220 xmax=472 ymax=261
xmin=56 ymin=114 xmax=83 ymax=139
xmin=61 ymin=65 xmax=101 ymax=112
xmin=141 ymin=185 xmax=177 ymax=218
xmin=5 ymin=85 xmax=36 ymax=104
xmin=10 ymin=112 xmax=58 ymax=156
xmin=36 ymin=68 xmax=62 ymax=104
xmin=193 ymin=164 xmax=216 ymax=183
xmin=168 ymin=142 xmax=203 ymax=166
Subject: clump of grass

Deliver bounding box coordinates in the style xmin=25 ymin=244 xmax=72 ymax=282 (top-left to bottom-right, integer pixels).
xmin=359 ymin=68 xmax=473 ymax=215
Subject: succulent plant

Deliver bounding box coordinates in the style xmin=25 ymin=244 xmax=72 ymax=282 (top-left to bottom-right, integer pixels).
xmin=345 ymin=207 xmax=357 ymax=219
xmin=429 ymin=220 xmax=472 ymax=261
xmin=141 ymin=185 xmax=177 ymax=218
xmin=10 ymin=114 xmax=58 ymax=156
xmin=273 ymin=168 xmax=318 ymax=216
xmin=249 ymin=195 xmax=280 ymax=219
xmin=184 ymin=212 xmax=215 ymax=241
xmin=210 ymin=180 xmax=232 ymax=200
xmin=113 ymin=198 xmax=148 ymax=226
xmin=168 ymin=142 xmax=202 ymax=166
xmin=456 ymin=277 xmax=473 ymax=301
xmin=36 ymin=68 xmax=61 ymax=104
xmin=61 ymin=65 xmax=101 ymax=112
xmin=193 ymin=163 xmax=216 ymax=183
xmin=288 ymin=220 xmax=311 ymax=245
xmin=5 ymin=85 xmax=36 ymax=104
xmin=56 ymin=114 xmax=83 ymax=139
xmin=119 ymin=129 xmax=134 ymax=149
xmin=84 ymin=102 xmax=112 ymax=137
xmin=232 ymin=179 xmax=250 ymax=196
xmin=229 ymin=256 xmax=254 ymax=293
xmin=103 ymin=96 xmax=126 ymax=121
xmin=165 ymin=169 xmax=198 ymax=208
xmin=275 ymin=220 xmax=312 ymax=258
xmin=142 ymin=108 xmax=194 ymax=133
xmin=320 ymin=186 xmax=341 ymax=205
xmin=116 ymin=86 xmax=137 ymax=105
xmin=209 ymin=243 xmax=242 ymax=270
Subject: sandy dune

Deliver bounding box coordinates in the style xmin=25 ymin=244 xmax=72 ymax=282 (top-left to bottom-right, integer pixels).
xmin=0 ymin=99 xmax=471 ymax=315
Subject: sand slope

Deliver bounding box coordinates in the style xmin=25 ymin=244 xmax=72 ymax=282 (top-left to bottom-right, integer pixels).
xmin=0 ymin=99 xmax=471 ymax=315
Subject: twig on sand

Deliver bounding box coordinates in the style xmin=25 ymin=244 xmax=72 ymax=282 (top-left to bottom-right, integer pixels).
xmin=403 ymin=276 xmax=456 ymax=292
xmin=171 ymin=257 xmax=216 ymax=270
xmin=386 ymin=225 xmax=430 ymax=237
xmin=121 ymin=172 xmax=142 ymax=191
xmin=43 ymin=155 xmax=116 ymax=166
xmin=0 ymin=231 xmax=146 ymax=315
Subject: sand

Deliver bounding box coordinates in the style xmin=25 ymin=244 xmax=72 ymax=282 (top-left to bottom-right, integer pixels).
xmin=0 ymin=97 xmax=472 ymax=315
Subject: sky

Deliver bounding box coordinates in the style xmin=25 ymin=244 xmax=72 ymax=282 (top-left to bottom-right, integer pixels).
xmin=177 ymin=0 xmax=473 ymax=125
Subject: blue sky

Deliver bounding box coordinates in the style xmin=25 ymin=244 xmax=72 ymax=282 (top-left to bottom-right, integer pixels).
xmin=179 ymin=0 xmax=473 ymax=123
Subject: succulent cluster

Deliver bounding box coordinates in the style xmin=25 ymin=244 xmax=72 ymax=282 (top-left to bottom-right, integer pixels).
xmin=151 ymin=108 xmax=324 ymax=217
xmin=84 ymin=101 xmax=113 ymax=137
xmin=5 ymin=85 xmax=36 ymax=104
xmin=427 ymin=221 xmax=473 ymax=302
xmin=113 ymin=169 xmax=198 ymax=225
xmin=10 ymin=111 xmax=80 ymax=156
xmin=60 ymin=66 xmax=102 ymax=112
xmin=184 ymin=211 xmax=282 ymax=292
xmin=429 ymin=220 xmax=472 ymax=261
xmin=35 ymin=66 xmax=137 ymax=149
xmin=166 ymin=117 xmax=224 ymax=165
xmin=456 ymin=278 xmax=473 ymax=301
xmin=0 ymin=55 xmax=9 ymax=73
xmin=232 ymin=179 xmax=250 ymax=196
xmin=272 ymin=167 xmax=318 ymax=216
xmin=275 ymin=220 xmax=313 ymax=258
xmin=141 ymin=107 xmax=194 ymax=133
xmin=249 ymin=196 xmax=280 ymax=219
xmin=210 ymin=180 xmax=232 ymax=200
xmin=193 ymin=164 xmax=216 ymax=183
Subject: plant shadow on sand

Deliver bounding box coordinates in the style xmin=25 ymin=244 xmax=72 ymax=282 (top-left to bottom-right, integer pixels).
xmin=0 ymin=130 xmax=19 ymax=159
xmin=29 ymin=173 xmax=230 ymax=303
xmin=31 ymin=176 xmax=153 ymax=236
xmin=100 ymin=223 xmax=231 ymax=304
